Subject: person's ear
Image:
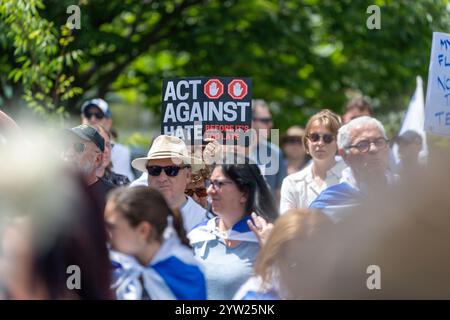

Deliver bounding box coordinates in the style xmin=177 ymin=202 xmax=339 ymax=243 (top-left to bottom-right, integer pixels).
xmin=95 ymin=152 xmax=103 ymax=167
xmin=137 ymin=221 xmax=153 ymax=242
xmin=338 ymin=148 xmax=350 ymax=164
xmin=239 ymin=191 xmax=248 ymax=204
xmin=105 ymin=118 xmax=113 ymax=131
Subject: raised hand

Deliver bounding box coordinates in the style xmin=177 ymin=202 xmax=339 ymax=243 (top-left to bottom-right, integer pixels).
xmin=209 ymin=81 xmax=219 ymax=96
xmin=233 ymin=82 xmax=243 ymax=96
xmin=247 ymin=212 xmax=274 ymax=246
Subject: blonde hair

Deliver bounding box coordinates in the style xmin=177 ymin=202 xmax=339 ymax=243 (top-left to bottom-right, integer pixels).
xmin=254 ymin=209 xmax=332 ymax=288
xmin=303 ymin=109 xmax=342 ymax=150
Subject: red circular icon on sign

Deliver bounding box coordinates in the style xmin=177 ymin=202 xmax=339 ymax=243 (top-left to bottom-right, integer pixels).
xmin=204 ymin=79 xmax=224 ymax=99
xmin=228 ymin=79 xmax=248 ymax=99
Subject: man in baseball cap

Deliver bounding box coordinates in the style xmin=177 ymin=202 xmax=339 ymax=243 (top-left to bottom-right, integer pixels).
xmin=80 ymin=98 xmax=135 ymax=181
xmin=62 ymin=124 xmax=114 ymax=209
xmin=81 ymin=98 xmax=112 ymax=130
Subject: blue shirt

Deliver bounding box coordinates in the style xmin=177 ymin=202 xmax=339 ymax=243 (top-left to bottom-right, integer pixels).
xmin=192 ymin=239 xmax=259 ymax=300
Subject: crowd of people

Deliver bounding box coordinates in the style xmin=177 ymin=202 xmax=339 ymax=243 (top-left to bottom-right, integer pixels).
xmin=0 ymin=95 xmax=449 ymax=300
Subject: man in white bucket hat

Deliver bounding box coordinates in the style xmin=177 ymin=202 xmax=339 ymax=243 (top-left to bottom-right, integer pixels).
xmin=131 ymin=135 xmax=208 ymax=232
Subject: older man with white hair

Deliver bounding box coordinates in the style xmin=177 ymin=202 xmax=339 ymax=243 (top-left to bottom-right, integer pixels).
xmin=309 ymin=116 xmax=396 ymax=222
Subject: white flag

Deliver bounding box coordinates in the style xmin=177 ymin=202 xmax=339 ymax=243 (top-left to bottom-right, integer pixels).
xmin=392 ymin=76 xmax=428 ymax=166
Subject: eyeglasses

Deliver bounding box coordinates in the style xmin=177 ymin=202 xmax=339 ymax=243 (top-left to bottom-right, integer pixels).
xmin=146 ymin=165 xmax=189 ymax=177
xmin=185 ymin=187 xmax=208 ymax=198
xmin=346 ymin=137 xmax=388 ymax=153
xmin=72 ymin=142 xmax=85 ymax=153
xmin=209 ymin=179 xmax=234 ymax=190
xmin=84 ymin=110 xmax=104 ymax=120
xmin=307 ymin=133 xmax=335 ymax=144
xmin=253 ymin=117 xmax=272 ymax=125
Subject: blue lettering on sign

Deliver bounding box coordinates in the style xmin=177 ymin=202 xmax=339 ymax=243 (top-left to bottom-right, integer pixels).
xmin=440 ymin=39 xmax=450 ymax=51
xmin=434 ymin=111 xmax=450 ymax=126
xmin=438 ymin=54 xmax=450 ymax=67
xmin=437 ymin=76 xmax=450 ymax=92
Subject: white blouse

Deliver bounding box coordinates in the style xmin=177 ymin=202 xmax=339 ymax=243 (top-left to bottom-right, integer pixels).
xmin=279 ymin=158 xmax=347 ymax=214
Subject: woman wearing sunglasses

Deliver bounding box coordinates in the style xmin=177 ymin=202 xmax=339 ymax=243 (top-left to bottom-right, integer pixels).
xmin=280 ymin=110 xmax=347 ymax=214
xmin=184 ymin=167 xmax=211 ymax=209
xmin=106 ymin=186 xmax=206 ymax=300
xmin=188 ymin=157 xmax=278 ymax=299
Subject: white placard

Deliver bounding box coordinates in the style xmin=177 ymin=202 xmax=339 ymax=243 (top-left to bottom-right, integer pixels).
xmin=424 ymin=32 xmax=450 ymax=136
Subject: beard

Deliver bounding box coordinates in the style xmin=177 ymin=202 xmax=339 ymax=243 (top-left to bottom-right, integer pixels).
xmin=78 ymin=160 xmax=96 ymax=176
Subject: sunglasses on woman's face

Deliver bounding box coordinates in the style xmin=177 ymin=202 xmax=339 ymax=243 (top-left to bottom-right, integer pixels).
xmin=146 ymin=165 xmax=189 ymax=177
xmin=185 ymin=187 xmax=208 ymax=198
xmin=307 ymin=133 xmax=335 ymax=144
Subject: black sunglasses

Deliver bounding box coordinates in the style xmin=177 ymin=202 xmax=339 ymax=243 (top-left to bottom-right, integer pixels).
xmin=284 ymin=136 xmax=303 ymax=144
xmin=84 ymin=110 xmax=104 ymax=120
xmin=253 ymin=117 xmax=272 ymax=124
xmin=307 ymin=133 xmax=335 ymax=144
xmin=146 ymin=165 xmax=189 ymax=177
xmin=185 ymin=187 xmax=208 ymax=198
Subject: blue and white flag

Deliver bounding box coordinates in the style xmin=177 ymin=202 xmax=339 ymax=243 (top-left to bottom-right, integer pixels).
xmin=110 ymin=234 xmax=206 ymax=300
xmin=233 ymin=276 xmax=280 ymax=300
xmin=309 ymin=168 xmax=398 ymax=223
xmin=188 ymin=216 xmax=259 ymax=257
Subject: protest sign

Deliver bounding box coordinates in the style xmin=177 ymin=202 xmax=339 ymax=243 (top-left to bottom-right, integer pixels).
xmin=424 ymin=32 xmax=450 ymax=136
xmin=161 ymin=77 xmax=252 ymax=145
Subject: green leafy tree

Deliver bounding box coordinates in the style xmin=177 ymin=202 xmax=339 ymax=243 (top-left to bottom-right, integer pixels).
xmin=0 ymin=0 xmax=83 ymax=119
xmin=1 ymin=0 xmax=449 ymax=131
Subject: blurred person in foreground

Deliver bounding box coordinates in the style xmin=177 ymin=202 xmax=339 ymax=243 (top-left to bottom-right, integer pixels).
xmin=106 ymin=187 xmax=206 ymax=300
xmin=0 ymin=136 xmax=112 ymax=299
xmin=314 ymin=145 xmax=450 ymax=299
xmin=234 ymin=209 xmax=332 ymax=300
xmin=280 ymin=110 xmax=346 ymax=214
xmin=188 ymin=156 xmax=278 ymax=299
xmin=310 ymin=116 xmax=395 ymax=222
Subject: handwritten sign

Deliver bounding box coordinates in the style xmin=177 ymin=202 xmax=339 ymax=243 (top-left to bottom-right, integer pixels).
xmin=161 ymin=77 xmax=252 ymax=145
xmin=425 ymin=32 xmax=450 ymax=136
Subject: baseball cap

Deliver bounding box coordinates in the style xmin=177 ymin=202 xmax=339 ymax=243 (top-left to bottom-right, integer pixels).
xmin=81 ymin=98 xmax=112 ymax=118
xmin=66 ymin=124 xmax=105 ymax=152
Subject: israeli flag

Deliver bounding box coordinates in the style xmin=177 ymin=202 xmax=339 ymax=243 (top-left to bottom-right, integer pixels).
xmin=233 ymin=276 xmax=280 ymax=300
xmin=188 ymin=216 xmax=259 ymax=257
xmin=110 ymin=234 xmax=206 ymax=300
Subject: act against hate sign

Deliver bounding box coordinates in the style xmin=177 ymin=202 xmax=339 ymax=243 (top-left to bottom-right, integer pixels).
xmin=161 ymin=77 xmax=252 ymax=144
xmin=425 ymin=32 xmax=450 ymax=136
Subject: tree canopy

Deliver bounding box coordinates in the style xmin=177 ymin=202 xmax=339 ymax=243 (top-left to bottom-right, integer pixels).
xmin=1 ymin=0 xmax=449 ymax=131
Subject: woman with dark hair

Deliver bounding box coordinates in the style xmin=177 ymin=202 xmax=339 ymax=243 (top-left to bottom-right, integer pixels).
xmin=105 ymin=186 xmax=206 ymax=300
xmin=188 ymin=157 xmax=278 ymax=299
